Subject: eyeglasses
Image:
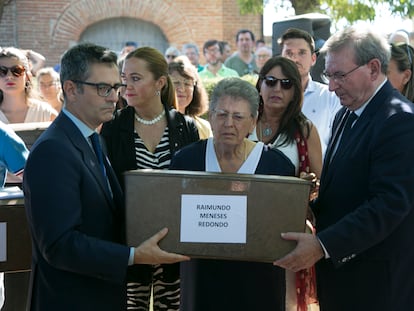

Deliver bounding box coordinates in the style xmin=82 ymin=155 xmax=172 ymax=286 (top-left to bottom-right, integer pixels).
xmin=213 ymin=109 xmax=251 ymax=123
xmin=0 ymin=65 xmax=25 ymax=78
xmin=172 ymin=79 xmax=195 ymax=89
xmin=256 ymin=54 xmax=271 ymax=59
xmin=205 ymin=48 xmax=220 ymax=54
xmin=323 ymin=65 xmax=363 ymax=84
xmin=72 ymin=80 xmax=126 ymax=97
xmin=262 ymin=76 xmax=293 ymax=90
xmin=39 ymin=81 xmax=59 ymax=89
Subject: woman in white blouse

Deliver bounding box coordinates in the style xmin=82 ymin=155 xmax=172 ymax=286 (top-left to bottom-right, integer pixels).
xmin=0 ymin=47 xmax=57 ymax=124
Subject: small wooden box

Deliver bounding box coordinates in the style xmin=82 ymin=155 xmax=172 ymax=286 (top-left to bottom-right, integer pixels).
xmin=125 ymin=169 xmax=311 ymax=263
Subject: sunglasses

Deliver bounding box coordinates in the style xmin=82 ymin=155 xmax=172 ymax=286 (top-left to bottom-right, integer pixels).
xmin=0 ymin=65 xmax=25 ymax=78
xmin=0 ymin=65 xmax=26 ymax=78
xmin=262 ymin=76 xmax=293 ymax=90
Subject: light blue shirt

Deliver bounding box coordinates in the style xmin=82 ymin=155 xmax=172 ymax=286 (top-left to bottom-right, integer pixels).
xmin=62 ymin=108 xmax=95 ymax=139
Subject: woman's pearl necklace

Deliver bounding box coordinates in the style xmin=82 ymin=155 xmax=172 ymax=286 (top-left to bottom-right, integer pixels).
xmin=134 ymin=110 xmax=165 ymax=125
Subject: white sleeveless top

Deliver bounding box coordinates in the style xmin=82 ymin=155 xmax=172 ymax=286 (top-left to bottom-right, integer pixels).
xmin=205 ymin=137 xmax=264 ymax=174
xmin=249 ymin=127 xmax=299 ymax=175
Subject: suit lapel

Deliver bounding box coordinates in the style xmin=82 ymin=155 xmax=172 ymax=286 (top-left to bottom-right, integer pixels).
xmin=319 ymin=82 xmax=392 ymax=194
xmin=83 ymin=135 xmax=115 ymax=205
xmin=322 ymin=109 xmax=348 ymax=175
xmin=59 ymin=113 xmax=120 ymax=210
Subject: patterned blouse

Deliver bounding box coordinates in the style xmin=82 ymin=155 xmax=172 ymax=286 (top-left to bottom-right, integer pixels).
xmin=134 ymin=127 xmax=171 ymax=169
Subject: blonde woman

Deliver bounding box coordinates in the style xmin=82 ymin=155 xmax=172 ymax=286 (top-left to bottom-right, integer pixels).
xmin=101 ymin=47 xmax=199 ymax=311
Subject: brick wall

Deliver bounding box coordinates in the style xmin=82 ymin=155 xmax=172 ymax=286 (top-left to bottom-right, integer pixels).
xmin=0 ymin=0 xmax=261 ymax=67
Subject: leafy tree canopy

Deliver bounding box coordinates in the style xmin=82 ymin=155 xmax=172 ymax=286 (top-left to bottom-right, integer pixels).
xmin=237 ymin=0 xmax=414 ymax=24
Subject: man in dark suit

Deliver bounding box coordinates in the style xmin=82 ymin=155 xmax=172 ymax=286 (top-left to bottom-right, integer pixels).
xmin=274 ymin=26 xmax=414 ymax=310
xmin=23 ymin=43 xmax=188 ymax=310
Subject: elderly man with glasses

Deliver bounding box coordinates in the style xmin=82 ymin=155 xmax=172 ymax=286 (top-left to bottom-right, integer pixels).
xmin=275 ymin=26 xmax=414 ymax=311
xmin=164 ymin=46 xmax=180 ymax=64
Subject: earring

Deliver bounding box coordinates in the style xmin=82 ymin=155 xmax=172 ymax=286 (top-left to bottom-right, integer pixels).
xmin=25 ymin=81 xmax=31 ymax=92
xmin=155 ymin=90 xmax=160 ymax=96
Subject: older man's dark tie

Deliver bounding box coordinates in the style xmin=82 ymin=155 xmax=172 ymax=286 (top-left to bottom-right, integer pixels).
xmin=325 ymin=110 xmax=358 ymax=165
xmin=337 ymin=111 xmax=358 ymax=151
xmin=332 ymin=110 xmax=358 ymax=162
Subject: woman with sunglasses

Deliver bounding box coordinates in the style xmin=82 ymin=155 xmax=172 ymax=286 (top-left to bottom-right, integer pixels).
xmin=388 ymin=43 xmax=414 ymax=102
xmin=0 ymin=47 xmax=57 ymax=123
xmin=250 ymin=56 xmax=322 ymax=311
xmin=251 ymin=56 xmax=322 ymax=178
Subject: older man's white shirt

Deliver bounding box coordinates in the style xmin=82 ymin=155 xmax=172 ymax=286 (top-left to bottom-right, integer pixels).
xmin=302 ymin=76 xmax=341 ymax=158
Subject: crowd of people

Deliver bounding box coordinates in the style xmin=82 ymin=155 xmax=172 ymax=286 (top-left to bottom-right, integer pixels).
xmin=0 ymin=24 xmax=413 ymax=311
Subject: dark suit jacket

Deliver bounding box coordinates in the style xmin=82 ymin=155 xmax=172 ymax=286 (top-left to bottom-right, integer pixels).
xmin=313 ymin=81 xmax=414 ymax=311
xmin=24 ymin=113 xmax=130 ymax=310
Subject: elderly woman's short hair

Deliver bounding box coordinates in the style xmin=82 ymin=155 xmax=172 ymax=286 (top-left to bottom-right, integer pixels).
xmin=210 ymin=77 xmax=259 ymax=117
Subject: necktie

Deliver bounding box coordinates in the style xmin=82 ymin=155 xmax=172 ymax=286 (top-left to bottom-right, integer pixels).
xmin=324 ymin=110 xmax=358 ymax=165
xmin=90 ymin=132 xmax=113 ymax=198
xmin=335 ymin=111 xmax=358 ymax=156
xmin=90 ymin=132 xmax=106 ymax=178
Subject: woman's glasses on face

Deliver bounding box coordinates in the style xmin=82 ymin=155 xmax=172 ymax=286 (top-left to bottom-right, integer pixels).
xmin=213 ymin=109 xmax=251 ymax=123
xmin=262 ymin=76 xmax=293 ymax=90
xmin=172 ymin=79 xmax=195 ymax=90
xmin=0 ymin=65 xmax=25 ymax=78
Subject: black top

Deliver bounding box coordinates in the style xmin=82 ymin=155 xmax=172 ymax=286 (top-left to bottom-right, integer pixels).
xmin=170 ymin=139 xmax=295 ymax=311
xmin=101 ymin=105 xmax=199 ymax=188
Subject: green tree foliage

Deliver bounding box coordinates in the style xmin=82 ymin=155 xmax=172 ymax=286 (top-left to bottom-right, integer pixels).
xmin=237 ymin=0 xmax=263 ymax=14
xmin=289 ymin=0 xmax=321 ymax=15
xmin=237 ymin=0 xmax=414 ymax=23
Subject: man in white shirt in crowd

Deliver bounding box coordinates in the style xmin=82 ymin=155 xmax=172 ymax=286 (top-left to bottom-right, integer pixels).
xmin=279 ymin=28 xmax=341 ymax=157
